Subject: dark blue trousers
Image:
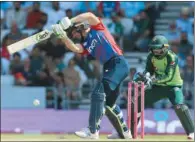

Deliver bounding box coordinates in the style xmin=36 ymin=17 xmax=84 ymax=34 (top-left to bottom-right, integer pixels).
xmin=89 ymin=55 xmax=130 ymax=133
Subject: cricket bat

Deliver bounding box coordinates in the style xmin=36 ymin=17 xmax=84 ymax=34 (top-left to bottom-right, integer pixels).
xmin=7 ymin=30 xmax=53 ymax=54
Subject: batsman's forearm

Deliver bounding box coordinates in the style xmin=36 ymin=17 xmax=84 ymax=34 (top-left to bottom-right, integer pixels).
xmin=61 ymin=38 xmax=83 ymax=53
xmin=70 ymin=12 xmax=100 ymax=26
xmin=71 ymin=12 xmax=91 ymax=23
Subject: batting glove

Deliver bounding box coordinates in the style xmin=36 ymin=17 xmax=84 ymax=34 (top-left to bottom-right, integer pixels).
xmin=51 ymin=24 xmax=67 ymax=39
xmin=59 ymin=17 xmax=72 ymax=30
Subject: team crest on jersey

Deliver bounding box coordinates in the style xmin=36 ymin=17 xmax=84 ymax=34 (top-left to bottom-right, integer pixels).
xmin=170 ymin=61 xmax=175 ymax=65
xmin=83 ymin=42 xmax=87 ymax=46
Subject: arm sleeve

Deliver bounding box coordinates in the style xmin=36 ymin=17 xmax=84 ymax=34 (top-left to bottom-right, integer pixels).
xmin=155 ymin=54 xmax=178 ymax=84
xmin=90 ymin=18 xmax=105 ymax=31
xmin=79 ymin=44 xmax=89 ymax=56
xmin=80 ymin=49 xmax=89 ymax=56
xmin=144 ymin=53 xmax=154 ymax=75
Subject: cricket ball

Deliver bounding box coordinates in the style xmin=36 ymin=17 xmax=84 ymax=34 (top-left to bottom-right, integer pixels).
xmin=33 ymin=99 xmax=40 ymax=106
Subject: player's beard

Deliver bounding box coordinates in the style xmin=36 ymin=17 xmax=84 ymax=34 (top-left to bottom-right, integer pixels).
xmin=72 ymin=31 xmax=85 ymax=44
xmin=152 ymin=48 xmax=168 ymax=59
xmin=154 ymin=51 xmax=168 ymax=59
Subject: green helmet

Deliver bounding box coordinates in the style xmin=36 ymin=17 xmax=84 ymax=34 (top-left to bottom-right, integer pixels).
xmin=149 ymin=35 xmax=169 ymax=58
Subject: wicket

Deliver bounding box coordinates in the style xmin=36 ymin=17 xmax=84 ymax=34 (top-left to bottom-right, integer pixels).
xmin=127 ymin=82 xmax=145 ymax=139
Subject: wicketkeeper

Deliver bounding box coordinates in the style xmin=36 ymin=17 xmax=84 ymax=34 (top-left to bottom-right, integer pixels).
xmin=131 ymin=35 xmax=194 ymax=140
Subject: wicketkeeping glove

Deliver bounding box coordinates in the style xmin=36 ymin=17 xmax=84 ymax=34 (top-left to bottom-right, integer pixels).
xmin=145 ymin=73 xmax=158 ymax=89
xmin=51 ymin=24 xmax=68 ymax=39
xmin=137 ymin=72 xmax=155 ymax=90
xmin=145 ymin=77 xmax=153 ymax=90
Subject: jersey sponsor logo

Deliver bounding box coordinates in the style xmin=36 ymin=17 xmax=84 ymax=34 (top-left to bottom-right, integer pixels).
xmin=87 ymin=39 xmax=98 ymax=53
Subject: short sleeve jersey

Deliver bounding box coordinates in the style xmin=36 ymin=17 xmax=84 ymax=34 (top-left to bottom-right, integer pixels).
xmin=81 ymin=18 xmax=123 ymax=64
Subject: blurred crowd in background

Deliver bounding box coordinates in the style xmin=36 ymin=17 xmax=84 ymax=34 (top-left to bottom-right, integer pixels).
xmin=1 ymin=1 xmax=194 ymax=109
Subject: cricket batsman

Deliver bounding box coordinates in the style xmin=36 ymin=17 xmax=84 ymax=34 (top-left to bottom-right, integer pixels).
xmin=51 ymin=12 xmax=132 ymax=139
xmin=129 ymin=35 xmax=194 ymax=140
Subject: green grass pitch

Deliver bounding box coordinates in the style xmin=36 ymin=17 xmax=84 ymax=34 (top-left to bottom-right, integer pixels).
xmin=1 ymin=134 xmax=193 ymax=141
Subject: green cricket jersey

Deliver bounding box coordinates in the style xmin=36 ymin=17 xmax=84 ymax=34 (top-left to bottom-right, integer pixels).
xmin=145 ymin=50 xmax=183 ymax=86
